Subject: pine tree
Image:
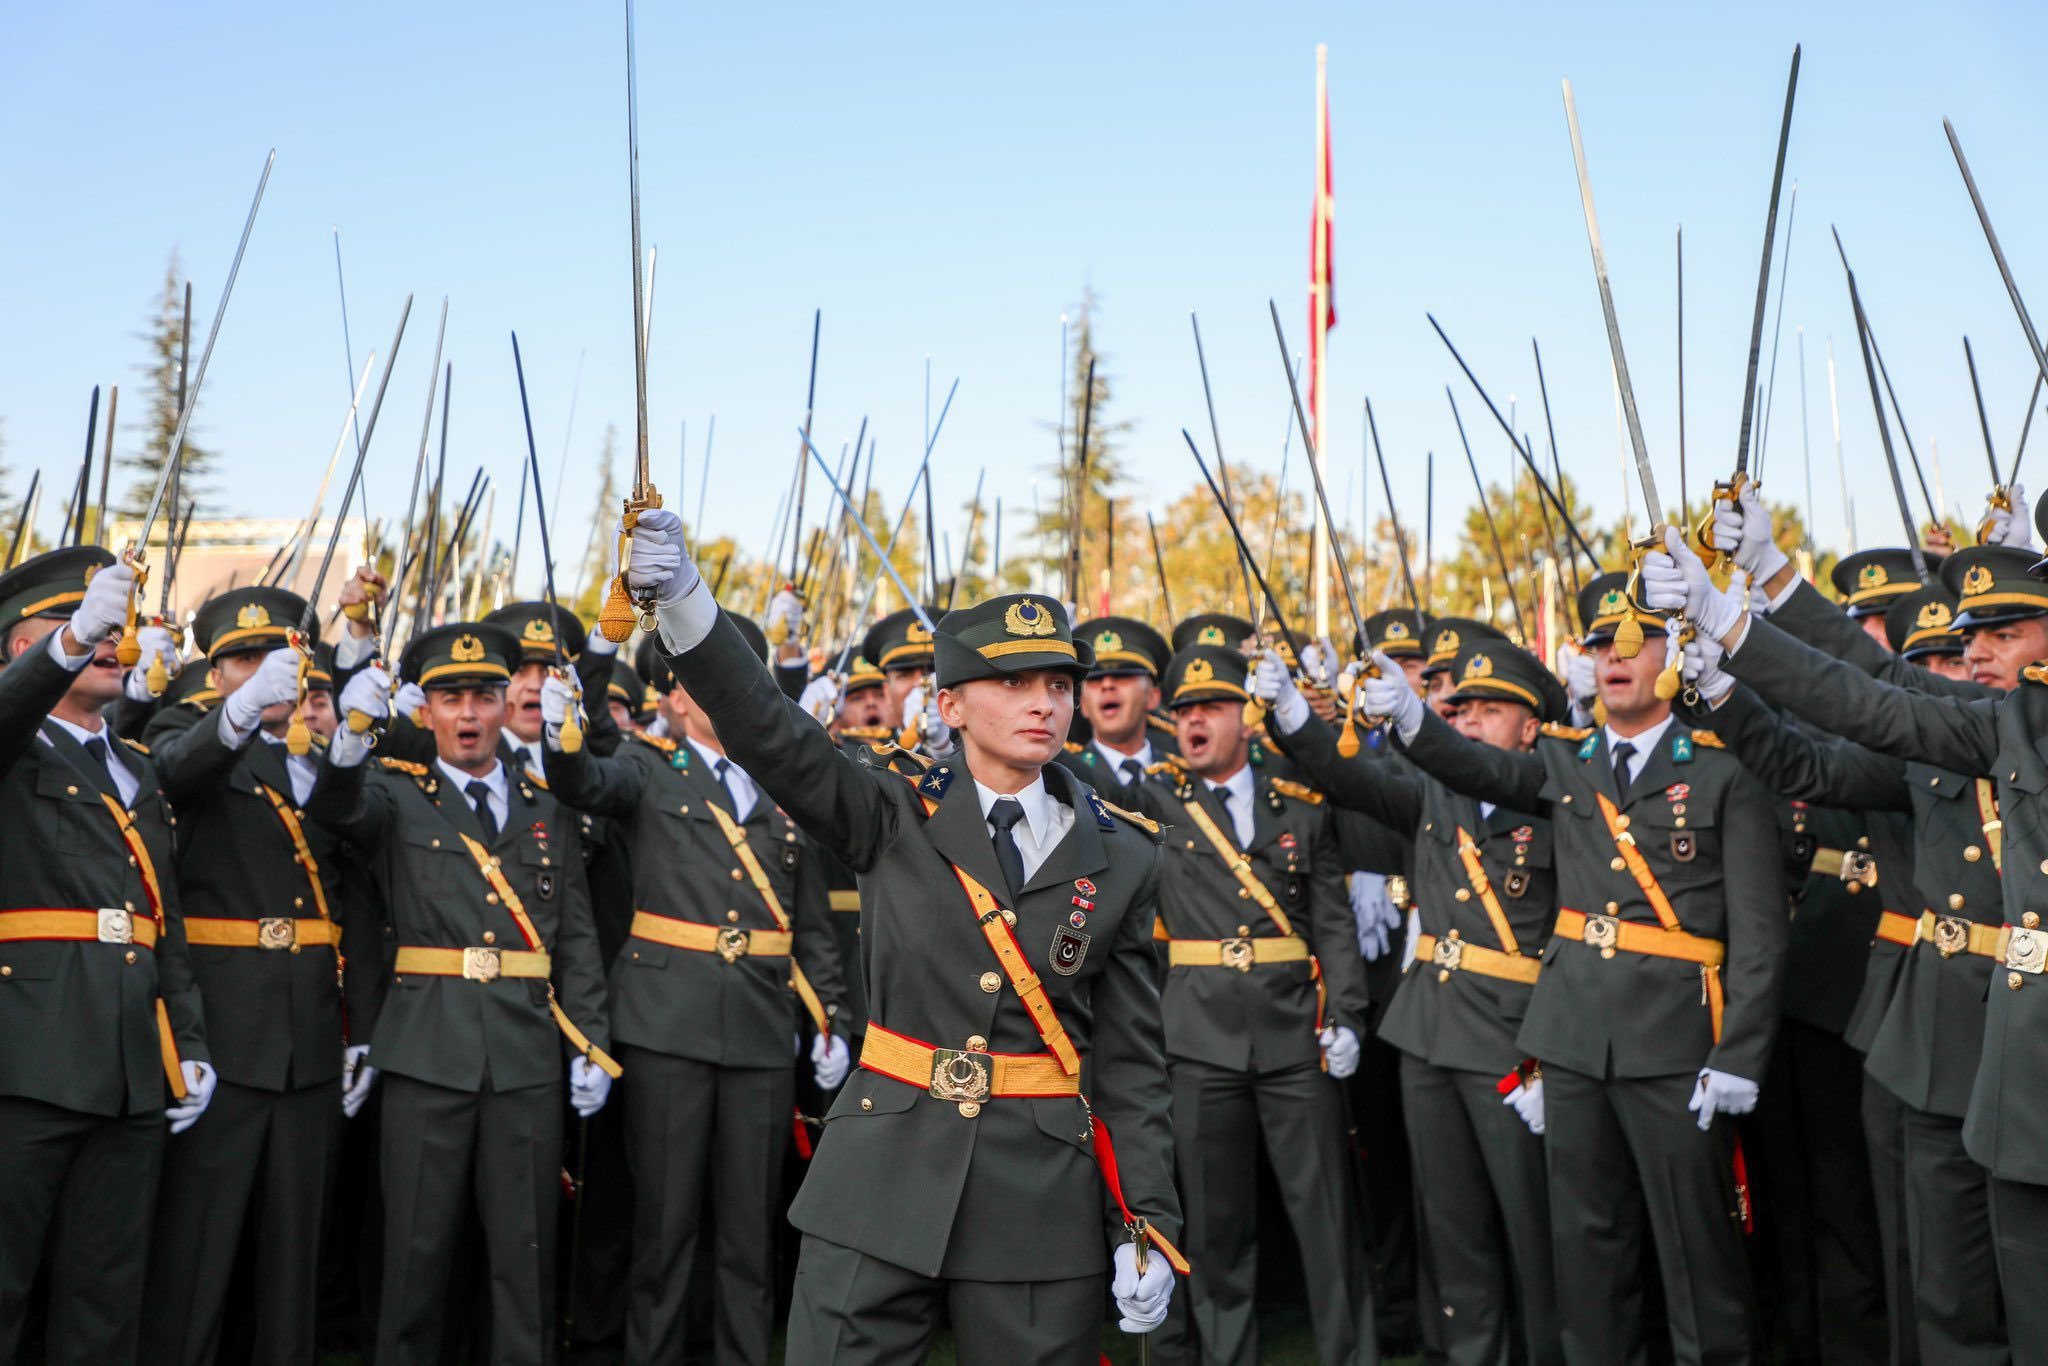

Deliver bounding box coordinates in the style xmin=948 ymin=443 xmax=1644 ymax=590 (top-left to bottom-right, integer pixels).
xmin=1033 ymin=289 xmax=1135 ymax=601
xmin=570 ymin=425 xmax=621 ymax=618
xmin=122 ymin=253 xmax=213 ymax=516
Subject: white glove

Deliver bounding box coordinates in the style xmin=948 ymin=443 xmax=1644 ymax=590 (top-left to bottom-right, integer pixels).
xmin=223 ymin=647 xmax=304 ymax=735
xmin=1320 ymin=1025 xmax=1361 ymax=1080
xmin=1349 ymin=872 xmax=1400 ymax=961
xmin=768 ymin=587 xmax=805 ymax=643
xmin=1987 ymin=482 xmax=2034 ymax=549
xmin=1253 ymin=650 xmax=1310 ymax=736
xmin=1709 ymin=481 xmax=1790 ymax=585
xmin=811 ymin=1033 xmax=850 ymax=1091
xmin=166 ymin=1060 xmax=217 ymax=1134
xmin=1642 ymin=527 xmax=1746 ymax=642
xmin=330 ymin=666 xmax=391 ymax=767
xmin=1111 ymin=1240 xmax=1174 ymax=1334
xmin=71 ymin=557 xmax=138 ymax=646
xmin=623 ymin=507 xmax=699 ymax=608
xmin=1566 ymin=651 xmax=1598 ymax=709
xmin=392 ymin=681 xmax=426 ymax=721
xmin=1299 ymin=635 xmax=1336 ymax=688
xmin=342 ymin=1044 xmax=377 ymax=1118
xmin=901 ymin=682 xmax=926 ymax=733
xmin=798 ymin=672 xmax=841 ymax=723
xmin=1503 ymin=1075 xmax=1546 ymax=1136
xmin=539 ymin=673 xmax=580 ymax=751
xmin=122 ymin=624 xmax=183 ymax=701
xmin=921 ymin=687 xmax=950 ymax=751
xmin=569 ymin=1055 xmax=613 ymax=1118
xmin=1688 ymin=1068 xmax=1761 ymax=1131
xmin=1358 ymin=651 xmax=1424 ymax=743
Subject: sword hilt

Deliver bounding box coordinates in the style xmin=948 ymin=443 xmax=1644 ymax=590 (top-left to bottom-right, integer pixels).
xmin=555 ymin=666 xmax=585 ymax=756
xmin=600 ymin=490 xmax=664 ymax=643
xmin=115 ymin=549 xmax=148 ymax=670
xmin=1693 ymin=472 xmax=1749 ymax=573
xmin=284 ymin=629 xmax=314 ymax=757
xmin=1977 ymin=484 xmax=2012 ymax=546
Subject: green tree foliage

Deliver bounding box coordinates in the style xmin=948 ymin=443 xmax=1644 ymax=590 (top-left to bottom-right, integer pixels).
xmin=1033 ymin=289 xmax=1135 ymax=600
xmin=123 ymin=253 xmax=212 ymax=516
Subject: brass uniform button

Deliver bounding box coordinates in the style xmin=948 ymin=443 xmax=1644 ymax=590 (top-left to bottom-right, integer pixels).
xmin=965 ymin=1036 xmax=988 ymax=1052
xmin=980 ymin=972 xmax=1001 ymax=993
xmin=1672 ymin=803 xmax=1688 ymax=816
xmin=730 ymin=868 xmax=744 ymax=881
xmin=1610 ymin=857 xmax=1626 ymax=872
xmin=65 ymin=785 xmax=78 ymax=796
xmin=958 ymin=1101 xmax=981 ymax=1119
xmin=540 ymin=857 xmax=550 ymax=867
xmin=431 ymin=838 xmax=441 ymax=848
xmin=1604 ymin=901 xmax=1620 ymax=915
xmin=1437 ymin=969 xmax=1451 ymax=983
xmin=727 ymin=910 xmax=741 ymax=923
xmin=486 ymin=893 xmax=499 ymax=905
xmin=0 ymin=965 xmax=10 ymax=977
xmin=1614 ymin=815 xmax=1630 ymax=831
xmin=1237 ymin=926 xmax=1251 ymax=937
xmin=861 ymin=1098 xmax=874 ymax=1111
xmin=1949 ymin=893 xmax=1966 ymax=912
xmin=2026 ymin=912 xmax=2042 ymax=929
xmin=289 ymin=944 xmax=302 ymax=955
xmin=2010 ymin=972 xmax=2025 ymax=991
xmin=1965 ymin=845 xmax=1982 ymax=863
xmin=1454 ymin=889 xmax=1471 ymax=902
xmin=1001 ymin=908 xmax=1016 ymax=926
xmin=1674 ymin=818 xmax=1687 ymax=829
xmin=1237 ymin=888 xmax=1250 ymax=900
xmin=1858 ymin=836 xmax=1871 ymax=850
xmin=124 ymin=951 xmax=137 ymax=965
xmin=1561 ymin=795 xmax=1573 ymax=804
xmin=293 ymin=897 xmax=305 ymax=910
xmin=482 ymin=931 xmax=496 ymax=945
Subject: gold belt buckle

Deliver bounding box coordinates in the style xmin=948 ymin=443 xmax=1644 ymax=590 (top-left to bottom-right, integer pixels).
xmin=1583 ymin=913 xmax=1620 ymax=958
xmin=2006 ymin=927 xmax=2047 ymax=975
xmin=1219 ymin=937 xmax=1255 ymax=972
xmin=929 ymin=1046 xmax=992 ymax=1104
xmin=256 ymin=917 xmax=296 ymax=950
xmin=96 ymin=907 xmax=133 ymax=945
xmin=715 ymin=926 xmax=750 ymax=963
xmin=1432 ymin=936 xmax=1464 ymax=972
xmin=1933 ymin=916 xmax=1971 ymax=959
xmin=462 ymin=946 xmax=502 ymax=982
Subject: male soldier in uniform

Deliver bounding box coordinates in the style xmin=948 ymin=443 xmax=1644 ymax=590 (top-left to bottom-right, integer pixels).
xmin=1059 ymin=615 xmax=1174 ymax=799
xmin=139 ymin=587 xmax=370 ymax=1366
xmin=540 ymin=611 xmax=849 ymax=1366
xmin=1832 ymin=547 xmax=1943 ymax=650
xmin=1257 ymin=638 xmax=1565 ymax=1365
xmin=1359 ymin=571 xmax=1787 ymax=1364
xmin=862 ymin=605 xmax=937 ymax=726
xmin=1135 ymin=643 xmax=1377 ymax=1365
xmin=1361 ymin=608 xmax=1429 ymax=695
xmin=1419 ymin=617 xmax=1506 ymax=717
xmin=304 ymin=621 xmax=617 ymax=1366
xmin=604 ymin=658 xmax=652 ymax=736
xmin=0 ymin=548 xmax=214 ymax=1365
xmin=625 ymin=506 xmax=1185 ymax=1363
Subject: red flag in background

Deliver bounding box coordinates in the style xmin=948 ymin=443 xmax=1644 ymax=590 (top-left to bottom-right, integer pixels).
xmin=1309 ymin=43 xmax=1336 ymax=435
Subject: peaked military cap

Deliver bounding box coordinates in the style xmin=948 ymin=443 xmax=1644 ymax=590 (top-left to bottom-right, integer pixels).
xmin=482 ymin=600 xmax=586 ymax=667
xmin=1076 ymin=616 xmax=1170 ymax=678
xmin=634 ymin=631 xmax=674 ymax=695
xmin=933 ymin=594 xmax=1092 ymax=688
xmin=1170 ymin=613 xmax=1255 ymax=654
xmin=843 ymin=654 xmax=886 ymax=694
xmin=401 ymin=621 xmax=522 ymax=692
xmin=1884 ymin=582 xmax=1964 ymax=660
xmin=192 ymin=586 xmax=311 ymax=661
xmin=306 ymin=642 xmax=336 ymax=693
xmin=1578 ymin=571 xmax=1667 ymax=646
xmin=165 ymin=658 xmax=221 ymax=710
xmin=0 ymin=545 xmax=114 ymax=641
xmin=1162 ymin=644 xmax=1251 ymax=708
xmin=1941 ymin=544 xmax=2048 ymax=630
xmin=1832 ymin=548 xmax=1938 ymax=618
xmin=1444 ymin=639 xmax=1567 ymax=723
xmin=607 ymin=658 xmax=652 ymax=720
xmin=1423 ymin=616 xmax=1506 ymax=676
xmin=1364 ymin=608 xmax=1429 ymax=658
xmin=862 ymin=607 xmax=939 ymax=674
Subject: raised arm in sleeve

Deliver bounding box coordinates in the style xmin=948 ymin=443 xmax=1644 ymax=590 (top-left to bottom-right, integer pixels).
xmin=1273 ymin=712 xmax=1427 ymax=832
xmin=1769 ymin=577 xmax=1986 ymax=700
xmin=1692 ymin=683 xmax=1912 ymax=812
xmin=1397 ymin=705 xmax=1548 ymax=811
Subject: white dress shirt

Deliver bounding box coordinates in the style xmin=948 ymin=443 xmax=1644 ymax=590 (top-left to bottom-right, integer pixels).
xmin=1092 ymin=738 xmax=1154 ymax=786
xmin=689 ymin=736 xmax=757 ymax=822
xmin=44 ymin=712 xmax=140 ymax=806
xmin=973 ymin=774 xmax=1074 ymax=883
xmin=439 ymin=757 xmax=508 ymax=832
xmin=1204 ymin=763 xmax=1258 ymax=849
xmin=259 ymin=734 xmax=320 ymax=806
xmin=1603 ymin=713 xmax=1676 ymax=787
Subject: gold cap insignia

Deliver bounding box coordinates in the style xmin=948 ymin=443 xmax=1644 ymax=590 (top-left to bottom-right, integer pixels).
xmin=1197 ymin=624 xmax=1226 ymax=646
xmin=1598 ymin=589 xmax=1628 ymax=616
xmin=1963 ymin=564 xmax=1996 ymax=597
xmin=1434 ymin=629 xmax=1460 ymax=655
xmin=1183 ymin=657 xmax=1217 ymax=686
xmin=906 ymin=621 xmax=934 ymax=644
xmin=521 ymin=619 xmax=554 ymax=645
xmin=236 ymin=604 xmax=271 ymax=630
xmin=1004 ymin=599 xmax=1058 ymax=638
xmin=1385 ymin=620 xmax=1410 ymax=640
xmin=451 ymin=633 xmax=486 ymax=663
xmin=1859 ymin=563 xmax=1889 ymax=590
xmin=1463 ymin=653 xmax=1495 ymax=681
xmin=1917 ymin=601 xmax=1955 ymax=631
xmin=1095 ymin=629 xmax=1123 ymax=653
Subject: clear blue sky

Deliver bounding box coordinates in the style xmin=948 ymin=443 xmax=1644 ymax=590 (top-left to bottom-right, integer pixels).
xmin=3 ymin=1 xmax=2045 ymax=600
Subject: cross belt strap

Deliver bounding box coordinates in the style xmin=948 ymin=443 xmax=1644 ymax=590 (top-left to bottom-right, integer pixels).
xmin=1555 ymin=907 xmax=1727 ymax=1041
xmin=1413 ymin=932 xmax=1542 ymax=986
xmin=702 ymin=803 xmax=830 ymax=1034
xmin=1181 ymin=799 xmax=1297 ymax=938
xmin=1592 ymin=793 xmax=1685 ymax=932
xmin=1875 ymin=910 xmax=1919 ymax=947
xmin=183 ymin=917 xmax=340 ymax=949
xmin=1454 ymin=824 xmax=1528 ymax=958
xmin=253 ymin=784 xmax=335 ymax=923
xmin=93 ymin=795 xmax=185 ymax=1098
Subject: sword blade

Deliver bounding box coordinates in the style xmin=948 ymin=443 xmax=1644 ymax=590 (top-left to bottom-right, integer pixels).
xmin=1945 ymin=118 xmax=2048 ymax=396
xmin=1734 ymin=46 xmax=1800 ymax=477
xmin=800 ymin=430 xmax=938 ymax=637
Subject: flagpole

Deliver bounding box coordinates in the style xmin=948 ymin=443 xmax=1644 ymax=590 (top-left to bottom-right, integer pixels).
xmin=1310 ymin=43 xmax=1333 ymax=640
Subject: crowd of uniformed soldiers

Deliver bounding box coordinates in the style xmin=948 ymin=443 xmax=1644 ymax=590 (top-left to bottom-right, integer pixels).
xmin=5 ymin=477 xmax=2048 ymax=1365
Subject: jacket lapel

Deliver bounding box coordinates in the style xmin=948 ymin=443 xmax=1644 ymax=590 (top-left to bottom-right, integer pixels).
xmin=245 ymin=735 xmax=293 ymax=798
xmin=39 ymin=721 xmax=123 ymax=803
xmin=1627 ymin=731 xmax=1684 ymax=811
xmin=1585 ymin=732 xmax=1624 ymax=809
xmin=1245 ymin=773 xmax=1283 ymax=854
xmin=921 ymin=767 xmax=1021 ymax=908
xmin=1019 ymin=764 xmax=1110 ymax=896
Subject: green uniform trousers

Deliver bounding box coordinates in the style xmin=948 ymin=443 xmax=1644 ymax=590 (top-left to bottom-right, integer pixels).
xmin=619 ymin=1045 xmax=791 ymax=1366
xmin=376 ymin=1073 xmax=562 ymax=1366
xmin=1990 ymin=1175 xmax=2048 ymax=1362
xmin=0 ymin=1097 xmax=164 ymax=1366
xmin=1544 ymin=1065 xmax=1753 ymax=1365
xmin=1161 ymin=1057 xmax=1378 ymax=1366
xmin=785 ymin=1230 xmax=1106 ymax=1365
xmin=1900 ymin=1104 xmax=2007 ymax=1362
xmin=142 ymin=1078 xmax=339 ymax=1366
xmin=1861 ymin=1076 xmax=1921 ymax=1365
xmin=1399 ymin=1053 xmax=1562 ymax=1365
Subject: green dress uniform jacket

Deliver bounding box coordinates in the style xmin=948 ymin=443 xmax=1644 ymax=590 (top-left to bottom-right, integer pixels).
xmin=544 ymin=729 xmax=846 ymax=1066
xmin=1133 ymin=758 xmax=1369 ymax=1073
xmin=0 ymin=643 xmax=208 ymax=1113
xmin=303 ymin=749 xmax=611 ymax=1093
xmin=1400 ymin=707 xmax=1788 ymax=1084
xmin=1281 ymin=712 xmax=1553 ymax=1076
xmin=664 ymin=610 xmax=1182 ymax=1281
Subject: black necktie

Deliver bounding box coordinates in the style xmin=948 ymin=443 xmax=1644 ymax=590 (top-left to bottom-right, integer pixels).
xmin=1120 ymin=758 xmax=1145 ymax=788
xmin=467 ymin=780 xmax=499 ymax=842
xmin=81 ymin=735 xmax=121 ymax=800
xmin=1210 ymin=785 xmax=1239 ymax=842
xmin=988 ymin=797 xmax=1028 ymax=901
xmin=716 ymin=758 xmax=745 ymax=820
xmin=1611 ymin=742 xmax=1637 ymax=800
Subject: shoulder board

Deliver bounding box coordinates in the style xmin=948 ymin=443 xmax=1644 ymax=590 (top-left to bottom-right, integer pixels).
xmin=631 ymin=731 xmax=679 ymax=754
xmin=184 ymin=691 xmax=220 ymax=711
xmin=378 ymin=757 xmax=430 ymax=776
xmin=1147 ymin=714 xmax=1177 ymax=735
xmin=1147 ymin=753 xmax=1192 ymax=777
xmin=2026 ymin=663 xmax=2048 ymax=687
xmin=120 ymin=737 xmax=151 ymax=756
xmin=1062 ymin=740 xmax=1084 ymax=754
xmin=1689 ymin=729 xmax=1726 ymax=749
xmin=1269 ymin=777 xmax=1325 ymax=805
xmin=523 ymin=767 xmax=550 ymax=791
xmin=1539 ymin=722 xmax=1593 ymax=741
xmin=1088 ymin=791 xmax=1161 ymax=836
